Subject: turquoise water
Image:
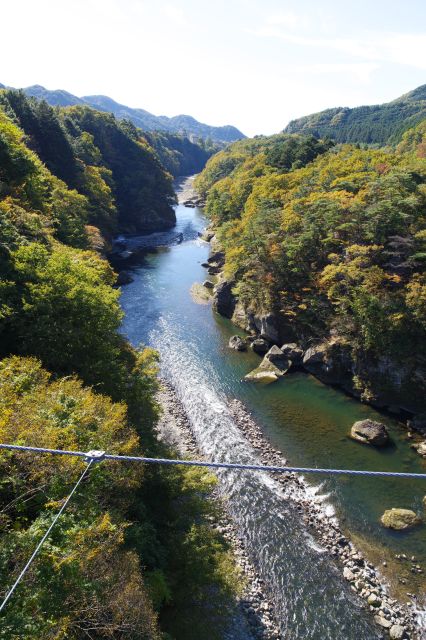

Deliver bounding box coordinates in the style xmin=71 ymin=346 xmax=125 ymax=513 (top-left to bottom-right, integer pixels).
xmin=120 ymin=192 xmax=425 ymax=638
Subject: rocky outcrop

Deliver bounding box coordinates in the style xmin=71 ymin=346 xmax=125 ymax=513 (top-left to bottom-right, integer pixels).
xmin=280 ymin=343 xmax=304 ymax=364
xmin=229 ymin=335 xmax=247 ymax=351
xmin=380 ymin=508 xmax=420 ymax=530
xmin=213 ymin=280 xmax=236 ymax=318
xmin=350 ymin=420 xmax=389 ymax=446
xmin=203 ymin=280 xmax=214 ymax=289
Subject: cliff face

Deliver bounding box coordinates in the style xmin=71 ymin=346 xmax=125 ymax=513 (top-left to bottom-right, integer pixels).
xmin=213 ymin=276 xmax=426 ymax=419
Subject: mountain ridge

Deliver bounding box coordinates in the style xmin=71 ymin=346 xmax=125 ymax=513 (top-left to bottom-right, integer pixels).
xmin=1 ymin=83 xmax=245 ymax=143
xmin=284 ymin=84 xmax=426 ymax=145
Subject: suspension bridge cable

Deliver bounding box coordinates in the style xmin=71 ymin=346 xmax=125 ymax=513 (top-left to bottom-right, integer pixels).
xmin=0 ymin=459 xmax=94 ymax=614
xmin=0 ymin=443 xmax=425 ymax=479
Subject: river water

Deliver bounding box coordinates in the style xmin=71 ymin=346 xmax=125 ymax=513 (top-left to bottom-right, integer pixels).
xmin=120 ymin=180 xmax=426 ymax=639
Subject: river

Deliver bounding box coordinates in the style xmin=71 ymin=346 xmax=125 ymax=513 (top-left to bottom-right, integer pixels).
xmin=119 ymin=178 xmax=426 ymax=639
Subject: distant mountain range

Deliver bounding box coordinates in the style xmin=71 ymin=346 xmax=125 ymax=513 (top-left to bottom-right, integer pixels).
xmin=284 ymin=85 xmax=426 ymax=145
xmin=0 ymin=83 xmax=245 ymax=143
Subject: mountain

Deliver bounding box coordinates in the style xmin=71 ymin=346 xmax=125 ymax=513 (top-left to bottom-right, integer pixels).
xmin=17 ymin=84 xmax=245 ymax=143
xmin=284 ymin=84 xmax=426 ymax=145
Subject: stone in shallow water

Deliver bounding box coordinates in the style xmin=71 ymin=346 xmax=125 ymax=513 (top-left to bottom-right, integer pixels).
xmin=380 ymin=508 xmax=420 ymax=530
xmin=350 ymin=419 xmax=389 ymax=446
xmin=244 ymin=359 xmax=286 ymax=384
xmin=264 ymin=346 xmax=291 ymax=371
xmin=374 ymin=615 xmax=392 ymax=629
xmin=228 ymin=335 xmax=247 ymax=351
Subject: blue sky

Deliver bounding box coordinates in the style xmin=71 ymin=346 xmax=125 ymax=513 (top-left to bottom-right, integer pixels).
xmin=2 ymin=0 xmax=426 ymax=135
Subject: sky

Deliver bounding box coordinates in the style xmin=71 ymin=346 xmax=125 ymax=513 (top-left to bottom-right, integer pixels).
xmin=1 ymin=0 xmax=426 ymax=136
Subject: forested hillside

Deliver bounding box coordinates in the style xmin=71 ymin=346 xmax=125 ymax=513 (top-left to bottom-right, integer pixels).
xmin=0 ymin=89 xmax=177 ymax=237
xmin=0 ymin=95 xmax=240 ymax=638
xmin=284 ymin=85 xmax=426 ymax=145
xmin=196 ymin=124 xmax=426 ymax=414
xmin=9 ymin=83 xmax=246 ymax=143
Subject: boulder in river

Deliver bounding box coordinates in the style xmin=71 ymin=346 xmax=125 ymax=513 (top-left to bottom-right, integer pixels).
xmin=213 ymin=280 xmax=236 ymax=318
xmin=229 ymin=335 xmax=247 ymax=351
xmin=264 ymin=346 xmax=291 ymax=370
xmin=281 ymin=343 xmax=304 ymax=364
xmin=380 ymin=508 xmax=420 ymax=530
xmin=251 ymin=338 xmax=270 ymax=355
xmin=245 ymin=350 xmax=290 ymax=383
xmin=244 ymin=359 xmax=286 ymax=383
xmin=350 ymin=419 xmax=389 ymax=446
xmin=116 ymin=270 xmax=134 ymax=286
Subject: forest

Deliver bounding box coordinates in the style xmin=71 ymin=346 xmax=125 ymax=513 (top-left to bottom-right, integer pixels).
xmin=0 ymin=91 xmax=241 ymax=638
xmin=284 ymin=84 xmax=426 ymax=145
xmin=196 ymin=124 xmax=426 ymax=412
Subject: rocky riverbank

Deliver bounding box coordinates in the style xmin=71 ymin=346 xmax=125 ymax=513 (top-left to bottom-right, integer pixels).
xmin=155 ymin=380 xmax=281 ymax=640
xmin=226 ymin=398 xmax=421 ymax=640
xmin=155 ymin=379 xmax=421 ymax=639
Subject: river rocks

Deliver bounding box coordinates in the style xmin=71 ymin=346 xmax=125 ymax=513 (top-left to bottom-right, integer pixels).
xmin=251 ymin=338 xmax=270 ymax=355
xmin=115 ymin=270 xmax=134 ymax=286
xmin=380 ymin=508 xmax=420 ymax=530
xmin=264 ymin=346 xmax=291 ymax=371
xmin=244 ymin=359 xmax=286 ymax=383
xmin=280 ymin=343 xmax=304 ymax=364
xmin=208 ymin=265 xmax=222 ymax=275
xmin=156 ymin=381 xmax=280 ymax=640
xmin=203 ymin=280 xmax=214 ymax=289
xmin=374 ymin=615 xmax=392 ymax=629
xmin=367 ymin=593 xmax=381 ymax=607
xmin=389 ymin=624 xmax=405 ymax=640
xmin=226 ymin=398 xmax=417 ymax=639
xmin=229 ymin=335 xmax=247 ymax=351
xmin=207 ymin=250 xmax=225 ymax=266
xmin=213 ymin=280 xmax=236 ymax=318
xmin=413 ymin=440 xmax=426 ymax=456
xmin=408 ymin=412 xmax=426 ymax=435
xmin=245 ymin=348 xmax=291 ymax=383
xmin=343 ymin=567 xmax=355 ymax=581
xmin=350 ymin=420 xmax=389 ymax=446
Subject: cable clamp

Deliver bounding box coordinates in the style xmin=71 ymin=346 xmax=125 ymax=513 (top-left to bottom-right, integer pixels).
xmin=85 ymin=450 xmax=106 ymax=463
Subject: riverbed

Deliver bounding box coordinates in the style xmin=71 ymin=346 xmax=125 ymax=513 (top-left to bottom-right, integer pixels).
xmin=119 ymin=177 xmax=425 ymax=639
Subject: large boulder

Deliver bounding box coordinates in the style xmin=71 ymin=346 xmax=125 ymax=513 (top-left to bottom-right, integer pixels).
xmin=251 ymin=338 xmax=270 ymax=355
xmin=264 ymin=346 xmax=291 ymax=370
xmin=414 ymin=441 xmax=426 ymax=457
xmin=350 ymin=419 xmax=389 ymax=446
xmin=244 ymin=358 xmax=288 ymax=384
xmin=228 ymin=335 xmax=247 ymax=351
xmin=281 ymin=343 xmax=304 ymax=364
xmin=380 ymin=508 xmax=420 ymax=530
xmin=116 ymin=270 xmax=134 ymax=286
xmin=213 ymin=280 xmax=236 ymax=318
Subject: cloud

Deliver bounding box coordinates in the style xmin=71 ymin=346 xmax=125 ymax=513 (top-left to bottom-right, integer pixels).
xmin=162 ymin=3 xmax=188 ymax=27
xmin=288 ymin=62 xmax=381 ymax=83
xmin=250 ymin=25 xmax=426 ymax=71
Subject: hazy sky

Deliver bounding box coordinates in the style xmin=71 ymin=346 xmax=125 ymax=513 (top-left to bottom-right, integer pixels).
xmin=2 ymin=0 xmax=426 ymax=136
